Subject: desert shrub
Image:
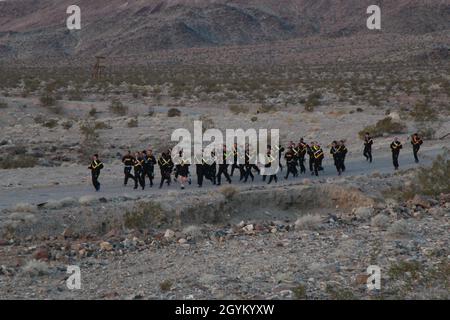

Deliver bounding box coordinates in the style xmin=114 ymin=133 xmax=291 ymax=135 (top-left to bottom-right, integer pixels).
xmin=294 ymin=215 xmax=322 ymax=230
xmin=61 ymin=121 xmax=73 ymax=130
xmin=199 ymin=115 xmax=215 ymax=132
xmin=33 ymin=115 xmax=45 ymax=124
xmin=127 ymin=117 xmax=139 ymax=128
xmin=229 ymin=104 xmax=249 ymax=115
xmin=388 ymin=261 xmax=422 ymax=281
xmin=251 ymin=116 xmax=258 ymax=122
xmin=387 ymin=220 xmax=412 ymax=238
xmin=23 ymin=78 xmax=41 ymax=92
xmin=109 ymin=99 xmax=128 ymax=116
xmin=326 ymin=284 xmax=356 ymax=300
xmin=147 ymin=106 xmax=155 ymax=117
xmin=68 ymin=88 xmax=83 ymax=101
xmin=43 ymin=119 xmax=58 ymax=129
xmin=416 ymin=152 xmax=449 ymax=196
xmin=0 ymin=100 xmax=8 ymax=109
xmin=79 ymin=120 xmax=100 ymax=159
xmin=258 ymin=104 xmax=277 ymax=113
xmin=80 ymin=122 xmax=99 ymax=138
xmin=410 ymin=100 xmax=437 ymax=122
xmin=167 ymin=108 xmax=181 ymax=117
xmin=94 ymin=121 xmax=112 ymax=130
xmin=359 ymin=117 xmax=407 ymax=139
xmin=293 ymin=284 xmax=307 ymax=299
xmin=124 ymin=201 xmax=166 ymax=229
xmin=88 ymin=107 xmax=97 ymax=118
xmin=304 ymin=91 xmax=322 ymax=112
xmin=22 ymin=260 xmax=49 ymax=277
xmin=220 ymin=186 xmax=238 ymax=200
xmin=0 ymin=154 xmax=38 ymax=169
xmin=159 ymin=279 xmax=173 ymax=292
xmin=371 ymin=214 xmax=390 ymax=229
xmin=417 ymin=125 xmax=436 ymax=140
xmin=39 ymin=91 xmax=56 ymax=107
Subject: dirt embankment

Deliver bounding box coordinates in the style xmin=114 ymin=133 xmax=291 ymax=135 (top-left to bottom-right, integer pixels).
xmin=1 ymin=183 xmax=375 ymax=240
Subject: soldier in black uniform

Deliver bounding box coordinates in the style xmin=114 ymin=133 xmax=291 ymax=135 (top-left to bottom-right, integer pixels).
xmin=243 ymin=145 xmax=255 ymax=183
xmin=284 ymin=146 xmax=297 ymax=179
xmin=217 ymin=145 xmax=232 ymax=186
xmin=330 ymin=141 xmax=339 ymax=174
xmin=363 ymin=132 xmax=373 ymax=163
xmin=390 ymin=137 xmax=403 ymax=170
xmin=122 ymin=150 xmax=136 ymax=186
xmin=230 ymin=142 xmax=245 ymax=181
xmin=265 ymin=146 xmax=278 ymax=184
xmin=206 ymin=151 xmax=217 ymax=185
xmin=337 ymin=140 xmax=348 ymax=172
xmin=307 ymin=142 xmax=315 ymax=174
xmin=133 ymin=151 xmax=145 ymax=190
xmin=143 ymin=149 xmax=157 ymax=187
xmin=175 ymin=150 xmax=190 ymax=190
xmin=158 ymin=151 xmax=173 ymax=188
xmin=88 ymin=154 xmax=104 ymax=191
xmin=411 ymin=133 xmax=423 ymax=163
xmin=297 ymin=139 xmax=307 ymax=174
xmin=195 ymin=152 xmax=205 ymax=188
xmin=278 ymin=144 xmax=285 ymax=172
xmin=311 ymin=142 xmax=324 ymax=176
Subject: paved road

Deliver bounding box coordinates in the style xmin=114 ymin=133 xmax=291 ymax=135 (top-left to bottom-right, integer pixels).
xmin=0 ymin=146 xmax=445 ymax=211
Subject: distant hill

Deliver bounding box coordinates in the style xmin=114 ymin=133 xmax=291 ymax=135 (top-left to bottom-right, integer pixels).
xmin=0 ymin=0 xmax=449 ymax=63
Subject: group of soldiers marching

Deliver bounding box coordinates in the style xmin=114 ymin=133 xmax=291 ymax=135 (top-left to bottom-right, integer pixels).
xmin=88 ymin=133 xmax=424 ymax=191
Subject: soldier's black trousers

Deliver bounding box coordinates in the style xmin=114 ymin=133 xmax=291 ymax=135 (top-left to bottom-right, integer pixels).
xmin=196 ymin=164 xmax=204 ymax=187
xmin=124 ymin=166 xmax=136 ymax=185
xmin=313 ymin=159 xmax=322 ymax=176
xmin=91 ymin=171 xmax=100 ymax=191
xmin=243 ymin=165 xmax=254 ymax=182
xmin=159 ymin=170 xmax=171 ymax=188
xmin=364 ymin=146 xmax=372 ymax=162
xmin=143 ymin=166 xmax=154 ymax=186
xmin=134 ymin=168 xmax=145 ymax=189
xmin=285 ymin=164 xmax=297 ymax=179
xmin=392 ymin=151 xmax=400 ymax=169
xmin=413 ymin=145 xmax=420 ymax=163
xmin=217 ymin=165 xmax=231 ymax=185
xmin=298 ymin=157 xmax=306 ymax=173
xmin=267 ymin=174 xmax=277 ymax=184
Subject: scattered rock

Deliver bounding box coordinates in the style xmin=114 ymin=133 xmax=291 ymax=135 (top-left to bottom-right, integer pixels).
xmin=409 ymin=195 xmax=431 ymax=209
xmin=100 ymin=241 xmax=113 ymax=251
xmin=164 ymin=229 xmax=175 ymax=239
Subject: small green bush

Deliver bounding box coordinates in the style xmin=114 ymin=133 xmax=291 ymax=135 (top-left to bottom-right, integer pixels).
xmin=410 ymin=100 xmax=437 ymax=122
xmin=124 ymin=201 xmax=166 ymax=229
xmin=127 ymin=117 xmax=138 ymax=128
xmin=229 ymin=104 xmax=249 ymax=115
xmin=359 ymin=117 xmax=407 ymax=139
xmin=167 ymin=108 xmax=181 ymax=117
xmin=43 ymin=119 xmax=58 ymax=128
xmin=416 ymin=152 xmax=449 ymax=196
xmin=0 ymin=154 xmax=38 ymax=169
xmin=109 ymin=99 xmax=128 ymax=116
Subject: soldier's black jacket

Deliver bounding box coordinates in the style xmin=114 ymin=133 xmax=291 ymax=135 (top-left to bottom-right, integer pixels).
xmin=390 ymin=141 xmax=403 ymax=153
xmin=364 ymin=136 xmax=373 ymax=148
xmin=88 ymin=160 xmax=104 ymax=173
xmin=122 ymin=154 xmax=135 ymax=166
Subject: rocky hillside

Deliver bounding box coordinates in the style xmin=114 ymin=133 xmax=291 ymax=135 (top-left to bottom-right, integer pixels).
xmin=0 ymin=0 xmax=449 ymax=62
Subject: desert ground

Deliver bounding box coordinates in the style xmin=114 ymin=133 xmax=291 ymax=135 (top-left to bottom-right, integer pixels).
xmin=0 ymin=58 xmax=449 ymax=300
